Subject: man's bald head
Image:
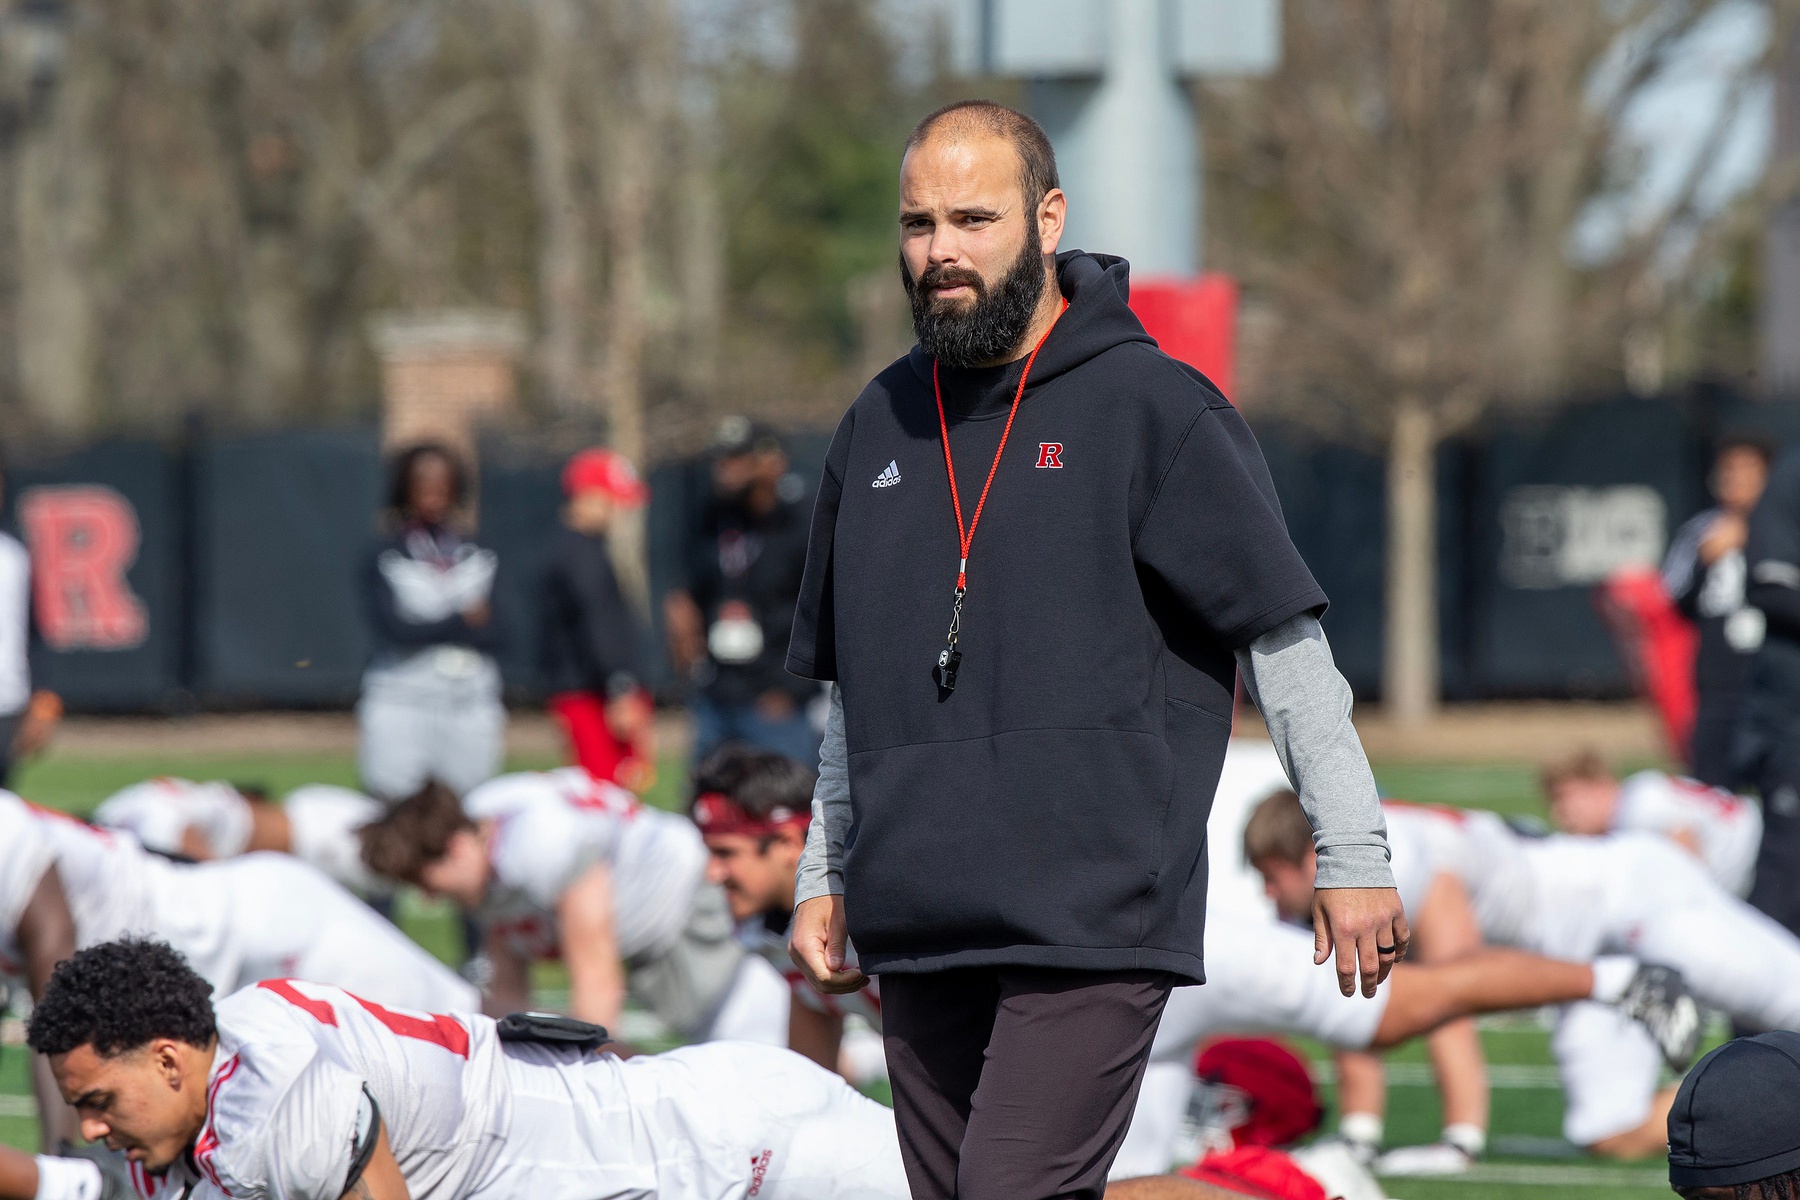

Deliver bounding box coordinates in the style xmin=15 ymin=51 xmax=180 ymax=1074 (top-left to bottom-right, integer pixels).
xmin=906 ymin=100 xmax=1059 ymax=213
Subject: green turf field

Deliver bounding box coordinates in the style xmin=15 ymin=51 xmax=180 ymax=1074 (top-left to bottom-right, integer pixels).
xmin=0 ymin=748 xmax=1683 ymax=1198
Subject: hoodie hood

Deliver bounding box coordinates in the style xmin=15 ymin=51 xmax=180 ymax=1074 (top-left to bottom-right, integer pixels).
xmin=907 ymin=250 xmax=1156 ymax=390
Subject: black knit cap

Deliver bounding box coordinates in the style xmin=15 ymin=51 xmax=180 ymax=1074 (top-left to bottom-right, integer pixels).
xmin=1669 ymin=1031 xmax=1800 ymax=1188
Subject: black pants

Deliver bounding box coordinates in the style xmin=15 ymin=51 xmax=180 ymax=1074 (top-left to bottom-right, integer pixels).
xmin=1753 ymin=740 xmax=1800 ymax=940
xmin=1689 ymin=695 xmax=1742 ymax=788
xmin=881 ymin=966 xmax=1173 ymax=1200
xmin=0 ymin=711 xmax=20 ymax=788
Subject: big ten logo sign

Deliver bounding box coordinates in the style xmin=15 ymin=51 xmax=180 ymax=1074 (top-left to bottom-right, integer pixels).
xmin=18 ymin=485 xmax=149 ymax=651
xmin=1500 ymin=485 xmax=1667 ymax=590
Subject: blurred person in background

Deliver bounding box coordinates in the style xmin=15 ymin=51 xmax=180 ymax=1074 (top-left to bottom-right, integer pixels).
xmin=1543 ymin=750 xmax=1761 ymax=897
xmin=360 ymin=770 xmax=790 ymax=1044
xmin=1663 ymin=436 xmax=1772 ymax=786
xmin=664 ymin=417 xmax=817 ymax=765
xmin=94 ymin=776 xmax=389 ymax=896
xmin=2 ymin=792 xmax=476 ymax=1015
xmin=357 ymin=442 xmax=504 ymax=801
xmin=541 ymin=447 xmax=654 ymax=789
xmin=1739 ymin=439 xmax=1800 ymax=941
xmin=0 ymin=461 xmax=57 ymax=785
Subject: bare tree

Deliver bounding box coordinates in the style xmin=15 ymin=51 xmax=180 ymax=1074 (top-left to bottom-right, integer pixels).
xmin=1209 ymin=0 xmax=1754 ymax=721
xmin=1766 ymin=0 xmax=1800 ymax=391
xmin=14 ymin=2 xmax=105 ymax=434
xmin=0 ymin=0 xmax=943 ymax=455
xmin=0 ymin=0 xmax=517 ymax=431
xmin=596 ymin=0 xmax=678 ymax=607
xmin=526 ymin=0 xmax=591 ymax=413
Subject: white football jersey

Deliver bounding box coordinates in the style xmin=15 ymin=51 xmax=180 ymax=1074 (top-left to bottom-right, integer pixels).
xmin=0 ymin=794 xmax=53 ymax=976
xmin=144 ymin=980 xmax=509 ymax=1200
xmin=20 ymin=801 xmax=257 ymax=994
xmin=1379 ymin=802 xmax=1538 ymax=947
xmin=24 ymin=799 xmax=161 ymax=951
xmin=1373 ymin=806 xmax=1439 ymax=919
xmin=128 ymin=980 xmax=910 ymax=1200
xmin=1 ymin=796 xmax=472 ymax=1011
xmin=284 ymin=784 xmax=386 ymax=894
xmin=0 ymin=793 xmax=228 ymax=989
xmin=94 ymin=778 xmax=254 ymax=859
xmin=464 ymin=769 xmax=707 ymax=960
xmin=1613 ymin=769 xmax=1762 ymax=896
xmin=1208 ymin=739 xmax=1294 ymax=919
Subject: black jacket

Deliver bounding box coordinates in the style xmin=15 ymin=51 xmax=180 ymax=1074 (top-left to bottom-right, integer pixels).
xmin=685 ymin=493 xmax=814 ymax=708
xmin=786 ymin=252 xmax=1324 ymax=982
xmin=1744 ymin=450 xmax=1800 ymax=751
xmin=1667 ymin=509 xmax=1757 ymax=698
xmin=361 ymin=523 xmax=500 ymax=666
xmin=540 ymin=527 xmax=642 ymax=696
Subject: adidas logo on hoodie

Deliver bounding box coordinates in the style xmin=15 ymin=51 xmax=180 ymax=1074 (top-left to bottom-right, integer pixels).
xmin=872 ymin=460 xmax=902 ymax=488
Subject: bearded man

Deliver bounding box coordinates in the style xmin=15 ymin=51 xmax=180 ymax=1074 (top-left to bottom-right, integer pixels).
xmin=784 ymin=99 xmax=1408 ymax=1200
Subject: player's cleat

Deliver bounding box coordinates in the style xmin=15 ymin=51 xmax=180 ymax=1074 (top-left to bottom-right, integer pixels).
xmin=1311 ymin=1134 xmax=1378 ymax=1169
xmin=1373 ymin=1141 xmax=1475 ymax=1177
xmin=1620 ymin=963 xmax=1703 ymax=1071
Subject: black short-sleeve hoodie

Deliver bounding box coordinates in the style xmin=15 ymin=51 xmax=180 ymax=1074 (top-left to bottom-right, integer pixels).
xmin=786 ymin=251 xmax=1326 ymax=982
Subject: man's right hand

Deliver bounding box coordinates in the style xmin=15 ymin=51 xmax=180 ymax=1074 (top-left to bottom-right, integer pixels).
xmin=790 ymin=894 xmax=868 ymax=995
xmin=1699 ymin=512 xmax=1749 ymax=564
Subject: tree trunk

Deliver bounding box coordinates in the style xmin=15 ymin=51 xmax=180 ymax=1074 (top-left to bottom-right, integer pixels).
xmin=1768 ymin=0 xmax=1800 ymax=394
xmin=674 ymin=87 xmax=721 ymax=410
xmin=1383 ymin=397 xmax=1439 ymax=724
xmin=236 ymin=234 xmax=309 ymax=420
xmin=595 ymin=0 xmax=671 ymax=613
xmin=526 ymin=0 xmax=588 ymax=412
xmin=16 ymin=26 xmax=106 ymax=434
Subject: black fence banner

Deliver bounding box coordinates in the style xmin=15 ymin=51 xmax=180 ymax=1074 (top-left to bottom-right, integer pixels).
xmin=191 ymin=429 xmax=383 ymax=705
xmin=473 ymin=440 xmax=565 ymax=697
xmin=0 ymin=398 xmax=1768 ymax=711
xmin=1463 ymin=397 xmax=1700 ymax=697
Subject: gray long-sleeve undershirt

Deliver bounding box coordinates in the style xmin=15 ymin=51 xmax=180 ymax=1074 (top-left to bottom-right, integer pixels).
xmin=794 ymin=611 xmax=1394 ymax=905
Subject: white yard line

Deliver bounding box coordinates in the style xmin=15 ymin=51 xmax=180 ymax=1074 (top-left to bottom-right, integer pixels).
xmin=1385 ymin=1062 xmax=1564 ymax=1088
xmin=1380 ymin=1162 xmax=1668 ymax=1188
xmin=1311 ymin=1060 xmax=1562 ymax=1088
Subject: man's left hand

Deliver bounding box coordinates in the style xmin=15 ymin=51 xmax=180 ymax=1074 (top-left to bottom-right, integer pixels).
xmin=1313 ymin=887 xmax=1409 ymax=998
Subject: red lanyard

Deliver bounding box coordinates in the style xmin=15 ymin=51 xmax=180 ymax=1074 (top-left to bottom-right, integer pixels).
xmin=929 ymin=298 xmax=1066 ymax=691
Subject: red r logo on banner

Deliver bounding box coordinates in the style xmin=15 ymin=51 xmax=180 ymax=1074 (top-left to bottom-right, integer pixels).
xmin=19 ymin=485 xmax=149 ymax=651
xmin=1036 ymin=443 xmax=1064 ymax=469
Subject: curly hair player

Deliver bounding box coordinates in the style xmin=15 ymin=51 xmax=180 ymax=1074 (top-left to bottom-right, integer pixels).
xmin=359 ymin=770 xmax=788 ymax=1042
xmin=15 ymin=939 xmax=909 ymax=1200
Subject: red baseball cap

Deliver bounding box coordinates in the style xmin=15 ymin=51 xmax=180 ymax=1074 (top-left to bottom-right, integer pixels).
xmin=563 ymin=448 xmax=649 ymax=507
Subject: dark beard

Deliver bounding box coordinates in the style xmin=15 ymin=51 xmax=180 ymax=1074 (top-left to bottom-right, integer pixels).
xmin=901 ymin=230 xmax=1048 ymax=368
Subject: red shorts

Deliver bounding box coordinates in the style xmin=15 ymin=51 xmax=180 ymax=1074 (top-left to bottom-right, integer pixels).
xmin=547 ymin=691 xmax=649 ymax=788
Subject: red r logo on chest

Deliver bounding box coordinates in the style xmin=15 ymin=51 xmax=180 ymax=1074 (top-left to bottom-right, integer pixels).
xmin=1036 ymin=443 xmax=1064 ymax=469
